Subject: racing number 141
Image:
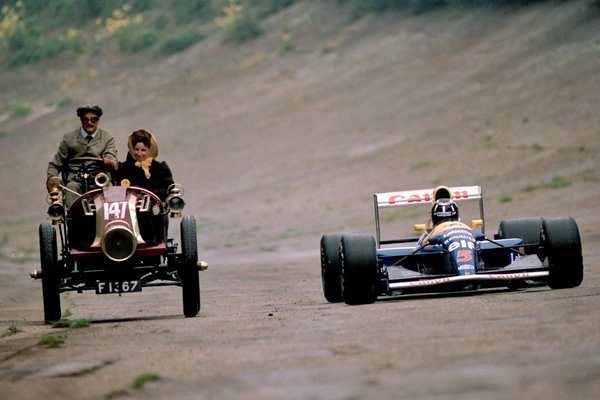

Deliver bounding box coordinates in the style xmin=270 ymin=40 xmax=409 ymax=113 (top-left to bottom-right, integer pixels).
xmin=104 ymin=202 xmax=127 ymax=220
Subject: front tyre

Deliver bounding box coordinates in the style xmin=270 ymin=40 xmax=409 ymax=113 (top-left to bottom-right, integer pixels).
xmin=544 ymin=217 xmax=583 ymax=289
xmin=341 ymin=233 xmax=378 ymax=305
xmin=180 ymin=215 xmax=200 ymax=317
xmin=320 ymin=233 xmax=343 ymax=303
xmin=39 ymin=222 xmax=61 ymax=323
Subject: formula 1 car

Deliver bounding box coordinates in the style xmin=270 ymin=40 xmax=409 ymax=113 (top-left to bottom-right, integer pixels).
xmin=32 ymin=157 xmax=207 ymax=323
xmin=320 ymin=185 xmax=583 ymax=305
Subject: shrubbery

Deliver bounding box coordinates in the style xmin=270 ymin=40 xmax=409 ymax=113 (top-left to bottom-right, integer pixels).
xmin=158 ymin=30 xmax=206 ymax=56
xmin=117 ymin=26 xmax=159 ymax=53
xmin=0 ymin=0 xmax=585 ymax=67
xmin=341 ymin=0 xmax=557 ymax=16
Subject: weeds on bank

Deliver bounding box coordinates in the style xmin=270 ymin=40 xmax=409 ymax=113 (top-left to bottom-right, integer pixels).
xmin=500 ymin=195 xmax=512 ymax=203
xmin=63 ymin=360 xmax=115 ymax=377
xmin=105 ymin=373 xmax=162 ymax=399
xmin=51 ymin=309 xmax=90 ymax=329
xmin=39 ymin=334 xmax=66 ymax=348
xmin=521 ymin=176 xmax=571 ymax=192
xmin=9 ymin=102 xmax=32 ymax=118
xmin=133 ymin=373 xmax=161 ymax=388
xmin=498 ymin=176 xmax=571 ymax=203
xmin=1 ymin=322 xmax=22 ymax=337
xmin=0 ymin=246 xmax=37 ymax=264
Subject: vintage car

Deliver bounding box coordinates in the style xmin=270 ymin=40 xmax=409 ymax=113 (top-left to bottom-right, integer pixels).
xmin=320 ymin=185 xmax=583 ymax=305
xmin=32 ymin=157 xmax=207 ymax=323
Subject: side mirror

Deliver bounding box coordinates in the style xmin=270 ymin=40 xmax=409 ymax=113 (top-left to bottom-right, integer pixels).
xmin=470 ymin=219 xmax=483 ymax=229
xmin=413 ymin=224 xmax=427 ymax=232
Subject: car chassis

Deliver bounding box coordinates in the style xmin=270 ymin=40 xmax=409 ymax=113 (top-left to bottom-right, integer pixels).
xmin=32 ymin=157 xmax=207 ymax=323
xmin=321 ymin=185 xmax=583 ymax=305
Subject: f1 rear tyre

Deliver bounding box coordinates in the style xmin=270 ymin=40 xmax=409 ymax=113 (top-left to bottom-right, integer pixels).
xmin=340 ymin=233 xmax=377 ymax=305
xmin=497 ymin=217 xmax=543 ymax=254
xmin=497 ymin=217 xmax=545 ymax=288
xmin=180 ymin=215 xmax=200 ymax=317
xmin=544 ymin=217 xmax=583 ymax=289
xmin=320 ymin=233 xmax=343 ymax=303
xmin=39 ymin=222 xmax=61 ymax=323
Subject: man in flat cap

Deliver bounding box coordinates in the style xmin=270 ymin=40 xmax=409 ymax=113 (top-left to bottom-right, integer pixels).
xmin=47 ymin=105 xmax=117 ymax=207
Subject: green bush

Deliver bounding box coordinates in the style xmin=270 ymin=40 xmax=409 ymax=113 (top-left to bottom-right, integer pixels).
xmin=248 ymin=0 xmax=296 ymax=18
xmin=228 ymin=9 xmax=263 ymax=43
xmin=57 ymin=97 xmax=73 ymax=108
xmin=117 ymin=26 xmax=159 ymax=53
xmin=172 ymin=1 xmax=215 ymax=24
xmin=157 ymin=30 xmax=205 ymax=56
xmin=9 ymin=102 xmax=32 ymax=118
xmin=341 ymin=0 xmax=556 ymax=16
xmin=27 ymin=0 xmax=154 ymax=27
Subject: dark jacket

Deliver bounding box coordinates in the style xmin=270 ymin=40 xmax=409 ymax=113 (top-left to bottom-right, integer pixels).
xmin=117 ymin=153 xmax=174 ymax=201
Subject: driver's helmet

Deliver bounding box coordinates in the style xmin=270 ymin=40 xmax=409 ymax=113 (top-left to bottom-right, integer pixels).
xmin=431 ymin=198 xmax=459 ymax=225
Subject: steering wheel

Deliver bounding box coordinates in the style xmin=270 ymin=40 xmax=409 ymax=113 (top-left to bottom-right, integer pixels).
xmin=67 ymin=157 xmax=110 ymax=192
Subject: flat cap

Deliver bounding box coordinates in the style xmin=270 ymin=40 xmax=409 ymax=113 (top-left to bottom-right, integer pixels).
xmin=76 ymin=105 xmax=103 ymax=117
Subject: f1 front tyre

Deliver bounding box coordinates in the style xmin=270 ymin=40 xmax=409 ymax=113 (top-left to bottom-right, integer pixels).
xmin=340 ymin=233 xmax=378 ymax=305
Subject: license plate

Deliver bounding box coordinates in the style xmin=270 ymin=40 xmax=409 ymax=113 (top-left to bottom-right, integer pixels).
xmin=95 ymin=280 xmax=142 ymax=294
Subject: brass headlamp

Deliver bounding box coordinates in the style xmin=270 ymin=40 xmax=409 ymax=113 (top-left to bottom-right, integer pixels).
xmin=165 ymin=183 xmax=185 ymax=217
xmin=46 ymin=176 xmax=65 ymax=223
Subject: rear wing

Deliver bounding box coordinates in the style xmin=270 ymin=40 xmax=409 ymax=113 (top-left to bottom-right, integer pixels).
xmin=373 ymin=186 xmax=485 ymax=246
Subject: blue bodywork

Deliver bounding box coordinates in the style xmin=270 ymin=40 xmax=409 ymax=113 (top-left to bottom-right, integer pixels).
xmin=377 ymin=226 xmax=526 ymax=287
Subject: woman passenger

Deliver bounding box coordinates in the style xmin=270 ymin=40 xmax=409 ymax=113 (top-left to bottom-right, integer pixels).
xmin=118 ymin=129 xmax=174 ymax=202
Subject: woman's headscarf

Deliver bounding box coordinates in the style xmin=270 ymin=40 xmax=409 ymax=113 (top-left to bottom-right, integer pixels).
xmin=127 ymin=129 xmax=159 ymax=179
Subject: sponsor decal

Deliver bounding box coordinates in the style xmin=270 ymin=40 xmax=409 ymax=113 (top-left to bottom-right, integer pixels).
xmin=488 ymin=272 xmax=531 ymax=279
xmin=457 ymin=264 xmax=475 ymax=270
xmin=409 ymin=277 xmax=452 ymax=286
xmin=388 ymin=193 xmax=432 ymax=204
xmin=387 ymin=190 xmax=470 ymax=205
xmin=448 ymin=240 xmax=475 ymax=252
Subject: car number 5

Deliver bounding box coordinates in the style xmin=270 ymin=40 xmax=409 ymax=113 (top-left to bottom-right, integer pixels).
xmin=457 ymin=250 xmax=472 ymax=262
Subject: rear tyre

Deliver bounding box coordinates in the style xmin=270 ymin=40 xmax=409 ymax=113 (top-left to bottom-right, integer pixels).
xmin=320 ymin=233 xmax=343 ymax=303
xmin=497 ymin=218 xmax=543 ymax=254
xmin=497 ymin=218 xmax=544 ymax=289
xmin=39 ymin=222 xmax=61 ymax=323
xmin=544 ymin=217 xmax=583 ymax=289
xmin=180 ymin=215 xmax=200 ymax=317
xmin=340 ymin=233 xmax=378 ymax=305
